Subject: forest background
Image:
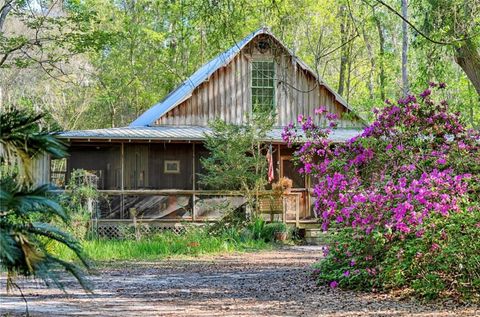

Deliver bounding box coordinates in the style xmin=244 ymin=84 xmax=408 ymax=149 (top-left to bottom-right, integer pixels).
xmin=1 ymin=0 xmax=479 ymax=129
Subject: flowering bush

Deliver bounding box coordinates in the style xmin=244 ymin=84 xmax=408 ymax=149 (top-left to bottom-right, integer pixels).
xmin=284 ymin=83 xmax=480 ymax=301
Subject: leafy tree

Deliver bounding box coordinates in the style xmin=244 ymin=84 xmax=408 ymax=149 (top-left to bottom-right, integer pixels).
xmin=0 ymin=108 xmax=89 ymax=293
xmin=200 ymin=110 xmax=275 ymax=212
xmin=2 ymin=0 xmax=479 ymax=130
xmin=0 ymin=0 xmax=109 ymax=72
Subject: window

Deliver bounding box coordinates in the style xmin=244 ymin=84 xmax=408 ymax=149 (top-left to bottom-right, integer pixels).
xmin=251 ymin=61 xmax=275 ymax=111
xmin=164 ymin=160 xmax=180 ymax=174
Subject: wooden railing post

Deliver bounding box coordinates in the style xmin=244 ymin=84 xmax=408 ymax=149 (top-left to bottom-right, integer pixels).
xmin=295 ymin=193 xmax=300 ymax=227
xmin=192 ymin=142 xmax=196 ymax=222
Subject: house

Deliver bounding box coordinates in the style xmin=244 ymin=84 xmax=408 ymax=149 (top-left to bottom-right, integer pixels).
xmin=53 ymin=27 xmax=363 ymax=235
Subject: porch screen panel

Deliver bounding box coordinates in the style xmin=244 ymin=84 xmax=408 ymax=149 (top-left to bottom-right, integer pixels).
xmin=67 ymin=145 xmax=121 ymax=190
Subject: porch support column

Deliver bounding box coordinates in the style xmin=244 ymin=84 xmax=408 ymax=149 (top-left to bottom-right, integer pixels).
xmin=192 ymin=142 xmax=196 ymax=222
xmin=278 ymin=144 xmax=286 ymax=223
xmin=121 ymin=142 xmax=125 ymax=219
xmin=276 ymin=144 xmax=281 ymax=180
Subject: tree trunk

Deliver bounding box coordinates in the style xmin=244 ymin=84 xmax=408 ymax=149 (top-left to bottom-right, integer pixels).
xmin=401 ymin=0 xmax=409 ymax=96
xmin=362 ymin=27 xmax=375 ymax=99
xmin=338 ymin=5 xmax=348 ymax=96
xmin=455 ymin=39 xmax=480 ymax=97
xmin=374 ymin=12 xmax=386 ymax=101
xmin=0 ymin=0 xmax=13 ymax=31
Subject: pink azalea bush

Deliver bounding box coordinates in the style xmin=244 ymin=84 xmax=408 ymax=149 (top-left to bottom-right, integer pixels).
xmin=283 ymin=84 xmax=480 ymax=300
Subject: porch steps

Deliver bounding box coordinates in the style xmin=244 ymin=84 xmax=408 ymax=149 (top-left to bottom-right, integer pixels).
xmin=304 ymin=228 xmax=329 ymax=245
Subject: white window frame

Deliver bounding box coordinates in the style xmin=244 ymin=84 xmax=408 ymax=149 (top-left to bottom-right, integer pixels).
xmin=251 ymin=60 xmax=275 ymax=112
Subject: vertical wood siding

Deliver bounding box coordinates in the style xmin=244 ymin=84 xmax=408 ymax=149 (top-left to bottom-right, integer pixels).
xmin=155 ymin=37 xmax=360 ymax=128
xmin=32 ymin=154 xmax=50 ymax=186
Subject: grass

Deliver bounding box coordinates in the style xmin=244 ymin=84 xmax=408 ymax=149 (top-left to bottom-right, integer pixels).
xmin=53 ymin=228 xmax=274 ymax=262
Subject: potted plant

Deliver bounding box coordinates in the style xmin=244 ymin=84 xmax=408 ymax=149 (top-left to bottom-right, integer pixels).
xmin=274 ymin=222 xmax=288 ymax=241
xmin=261 ymin=222 xmax=288 ymax=242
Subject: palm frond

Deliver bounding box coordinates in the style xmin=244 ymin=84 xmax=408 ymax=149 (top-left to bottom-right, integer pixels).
xmin=1 ymin=108 xmax=89 ymax=293
xmin=0 ymin=109 xmax=67 ymax=188
xmin=0 ymin=185 xmax=67 ymax=221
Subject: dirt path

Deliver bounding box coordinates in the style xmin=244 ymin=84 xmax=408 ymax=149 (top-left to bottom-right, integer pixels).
xmin=1 ymin=246 xmax=478 ymax=316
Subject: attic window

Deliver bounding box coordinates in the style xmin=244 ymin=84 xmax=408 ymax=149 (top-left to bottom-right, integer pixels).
xmin=251 ymin=61 xmax=275 ymax=112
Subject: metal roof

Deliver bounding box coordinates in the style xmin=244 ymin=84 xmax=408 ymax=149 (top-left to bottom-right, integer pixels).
xmin=130 ymin=27 xmax=363 ymax=127
xmin=58 ymin=125 xmax=361 ymax=143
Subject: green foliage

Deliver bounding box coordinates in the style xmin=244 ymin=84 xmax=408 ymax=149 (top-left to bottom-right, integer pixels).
xmin=56 ymin=169 xmax=100 ymax=240
xmin=3 ymin=0 xmax=479 ymax=129
xmin=206 ymin=202 xmax=248 ymax=237
xmin=306 ymin=88 xmax=480 ymax=301
xmin=53 ymin=227 xmax=272 ymax=262
xmin=315 ymin=208 xmax=480 ymax=301
xmin=0 ymin=0 xmax=112 ymax=70
xmin=248 ymin=217 xmax=266 ymax=241
xmin=261 ymin=222 xmax=288 ymax=242
xmin=0 ymin=109 xmax=67 ymax=187
xmin=0 ymin=109 xmax=89 ymax=291
xmin=383 ymin=210 xmax=480 ymax=300
xmin=200 ymin=110 xmax=275 ymax=209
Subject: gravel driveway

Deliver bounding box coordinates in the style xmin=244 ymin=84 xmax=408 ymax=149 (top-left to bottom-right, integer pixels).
xmin=1 ymin=246 xmax=478 ymax=316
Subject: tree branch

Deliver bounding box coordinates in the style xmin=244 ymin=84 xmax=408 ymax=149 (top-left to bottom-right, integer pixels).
xmin=0 ymin=0 xmax=13 ymax=31
xmin=371 ymin=0 xmax=480 ymax=45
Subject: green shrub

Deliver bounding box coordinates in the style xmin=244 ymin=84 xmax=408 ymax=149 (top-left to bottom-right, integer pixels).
xmin=314 ymin=208 xmax=480 ymax=301
xmin=248 ymin=217 xmax=266 ymax=240
xmin=288 ymin=86 xmax=479 ymax=301
xmin=261 ymin=222 xmax=287 ymax=242
xmin=383 ymin=210 xmax=480 ymax=300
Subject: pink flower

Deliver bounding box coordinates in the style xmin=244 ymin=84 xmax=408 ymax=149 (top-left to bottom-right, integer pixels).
xmin=315 ymin=106 xmax=327 ymax=115
xmin=420 ymin=89 xmax=431 ymax=98
xmin=430 ymin=243 xmax=440 ymax=252
xmin=329 ymin=281 xmax=339 ymax=288
xmin=343 ymin=270 xmax=350 ymax=277
xmin=437 ymin=157 xmax=446 ymax=165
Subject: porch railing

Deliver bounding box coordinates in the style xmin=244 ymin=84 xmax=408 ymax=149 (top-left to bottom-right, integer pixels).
xmin=51 ymin=189 xmax=315 ymax=226
xmin=91 ymin=190 xmax=311 ymax=223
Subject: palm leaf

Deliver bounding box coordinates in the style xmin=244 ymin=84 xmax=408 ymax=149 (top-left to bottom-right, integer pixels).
xmin=1 ymin=108 xmax=89 ymax=294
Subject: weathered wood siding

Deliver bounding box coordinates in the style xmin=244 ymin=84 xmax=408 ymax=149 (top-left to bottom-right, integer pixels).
xmin=147 ymin=143 xmax=193 ymax=190
xmin=32 ymin=154 xmax=50 ymax=186
xmin=155 ymin=35 xmax=361 ymax=128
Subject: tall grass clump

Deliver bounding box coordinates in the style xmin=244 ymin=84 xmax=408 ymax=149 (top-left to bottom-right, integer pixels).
xmin=53 ymin=227 xmax=272 ymax=262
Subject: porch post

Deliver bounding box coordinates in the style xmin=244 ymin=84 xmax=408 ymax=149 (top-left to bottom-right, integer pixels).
xmin=276 ymin=144 xmax=281 ymax=180
xmin=121 ymin=142 xmax=125 ymax=219
xmin=192 ymin=142 xmax=196 ymax=222
xmin=278 ymin=144 xmax=286 ymax=223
